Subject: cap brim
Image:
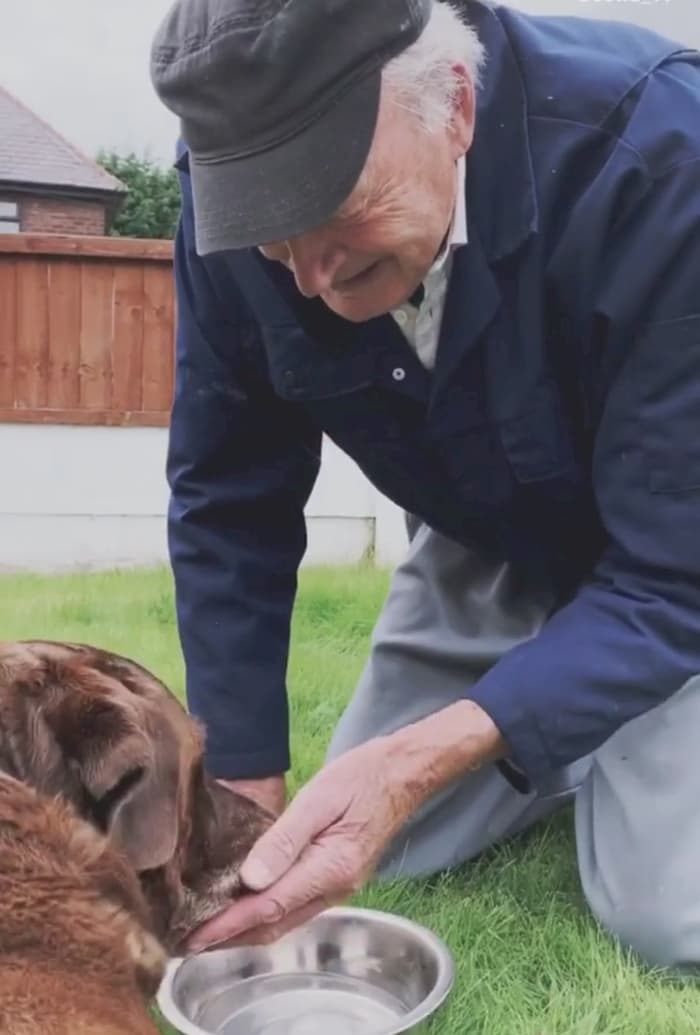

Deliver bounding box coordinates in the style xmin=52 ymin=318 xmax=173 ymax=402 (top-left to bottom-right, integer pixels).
xmin=189 ymin=71 xmax=382 ymax=254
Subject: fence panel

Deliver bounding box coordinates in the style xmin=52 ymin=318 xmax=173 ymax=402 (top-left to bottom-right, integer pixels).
xmin=0 ymin=233 xmax=175 ymax=426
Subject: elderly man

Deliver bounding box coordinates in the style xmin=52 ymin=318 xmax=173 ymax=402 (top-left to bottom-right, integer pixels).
xmin=150 ymin=0 xmax=700 ymax=967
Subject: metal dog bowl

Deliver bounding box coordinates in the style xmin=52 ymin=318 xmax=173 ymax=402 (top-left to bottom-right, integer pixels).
xmin=157 ymin=906 xmax=455 ymax=1035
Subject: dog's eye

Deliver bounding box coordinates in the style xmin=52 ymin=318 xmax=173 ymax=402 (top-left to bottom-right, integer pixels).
xmin=85 ymin=766 xmax=145 ymax=832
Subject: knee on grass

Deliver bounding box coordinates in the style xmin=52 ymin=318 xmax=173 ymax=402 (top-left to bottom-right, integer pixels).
xmin=594 ymin=896 xmax=700 ymax=972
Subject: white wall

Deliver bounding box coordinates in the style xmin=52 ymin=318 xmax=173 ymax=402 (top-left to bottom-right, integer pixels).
xmin=0 ymin=425 xmax=408 ymax=573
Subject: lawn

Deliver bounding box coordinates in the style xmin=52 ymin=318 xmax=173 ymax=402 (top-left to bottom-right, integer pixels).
xmin=2 ymin=564 xmax=699 ymax=1034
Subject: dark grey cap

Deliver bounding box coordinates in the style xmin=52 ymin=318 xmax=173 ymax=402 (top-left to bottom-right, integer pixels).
xmin=150 ymin=0 xmax=432 ymax=254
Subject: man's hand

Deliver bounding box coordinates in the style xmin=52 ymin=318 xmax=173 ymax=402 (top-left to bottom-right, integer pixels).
xmin=217 ymin=775 xmax=287 ymax=818
xmin=188 ymin=701 xmax=505 ymax=952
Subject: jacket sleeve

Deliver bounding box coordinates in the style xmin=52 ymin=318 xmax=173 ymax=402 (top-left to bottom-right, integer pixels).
xmin=167 ymin=161 xmax=322 ymax=780
xmin=467 ymin=156 xmax=700 ymax=788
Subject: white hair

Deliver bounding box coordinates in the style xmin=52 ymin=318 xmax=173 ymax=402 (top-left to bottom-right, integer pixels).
xmin=382 ymin=1 xmax=487 ymax=133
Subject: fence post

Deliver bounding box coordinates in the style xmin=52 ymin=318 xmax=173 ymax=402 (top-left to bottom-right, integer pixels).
xmin=373 ymin=490 xmax=409 ymax=568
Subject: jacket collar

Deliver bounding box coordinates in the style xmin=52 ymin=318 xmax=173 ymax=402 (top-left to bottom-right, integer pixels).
xmin=463 ymin=0 xmax=538 ymax=261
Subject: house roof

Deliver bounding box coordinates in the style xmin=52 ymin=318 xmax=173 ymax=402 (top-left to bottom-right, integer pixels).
xmin=0 ymin=86 xmax=125 ymax=195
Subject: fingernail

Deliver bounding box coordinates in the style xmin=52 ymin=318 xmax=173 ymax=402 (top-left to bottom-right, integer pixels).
xmin=241 ymin=858 xmax=274 ymax=891
xmin=188 ymin=932 xmax=233 ymax=954
xmin=261 ymin=899 xmax=284 ymax=923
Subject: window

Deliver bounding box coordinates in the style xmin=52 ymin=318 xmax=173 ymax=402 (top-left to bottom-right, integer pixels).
xmin=0 ymin=200 xmax=19 ymax=233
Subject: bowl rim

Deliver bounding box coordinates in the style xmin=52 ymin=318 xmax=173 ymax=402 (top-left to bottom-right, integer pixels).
xmin=156 ymin=904 xmax=455 ymax=1035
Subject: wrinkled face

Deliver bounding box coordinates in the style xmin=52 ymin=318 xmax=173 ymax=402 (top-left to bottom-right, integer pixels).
xmin=259 ymin=73 xmax=476 ymax=322
xmin=0 ymin=641 xmax=273 ymax=953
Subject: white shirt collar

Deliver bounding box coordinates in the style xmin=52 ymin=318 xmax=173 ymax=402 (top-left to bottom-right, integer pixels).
xmin=453 ymin=153 xmax=468 ymax=247
xmin=429 ymin=154 xmax=468 ymax=276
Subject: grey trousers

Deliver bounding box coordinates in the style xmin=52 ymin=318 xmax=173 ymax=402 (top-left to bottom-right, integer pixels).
xmin=327 ymin=522 xmax=700 ymax=970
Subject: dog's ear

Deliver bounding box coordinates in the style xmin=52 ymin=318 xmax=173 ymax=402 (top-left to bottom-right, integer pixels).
xmin=42 ymin=690 xmax=182 ymax=872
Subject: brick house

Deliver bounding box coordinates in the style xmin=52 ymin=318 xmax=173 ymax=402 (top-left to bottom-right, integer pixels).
xmin=0 ymin=86 xmax=125 ymax=236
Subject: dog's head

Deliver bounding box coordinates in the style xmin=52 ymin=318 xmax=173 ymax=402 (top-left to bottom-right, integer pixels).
xmin=0 ymin=641 xmax=273 ymax=951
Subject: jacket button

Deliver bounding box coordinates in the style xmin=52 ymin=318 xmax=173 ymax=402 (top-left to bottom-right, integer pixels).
xmin=392 ymin=367 xmax=406 ymax=382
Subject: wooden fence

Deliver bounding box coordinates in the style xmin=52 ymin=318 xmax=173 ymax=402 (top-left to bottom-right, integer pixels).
xmin=0 ymin=234 xmax=175 ymax=427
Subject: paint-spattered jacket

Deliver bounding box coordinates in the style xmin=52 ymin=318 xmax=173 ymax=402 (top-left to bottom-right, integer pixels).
xmin=167 ymin=1 xmax=700 ymax=790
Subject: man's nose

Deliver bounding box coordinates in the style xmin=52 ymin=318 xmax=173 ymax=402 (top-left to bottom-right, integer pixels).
xmin=263 ymin=235 xmax=346 ymax=298
xmin=259 ymin=235 xmax=348 ymax=297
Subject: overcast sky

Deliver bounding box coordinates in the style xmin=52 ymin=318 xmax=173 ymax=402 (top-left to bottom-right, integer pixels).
xmin=1 ymin=0 xmax=696 ymax=168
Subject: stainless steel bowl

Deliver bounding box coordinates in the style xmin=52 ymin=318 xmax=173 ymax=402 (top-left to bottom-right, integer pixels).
xmin=157 ymin=906 xmax=455 ymax=1035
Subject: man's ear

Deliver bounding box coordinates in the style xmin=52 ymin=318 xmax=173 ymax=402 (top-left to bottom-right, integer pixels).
xmin=42 ymin=691 xmax=182 ymax=872
xmin=448 ymin=63 xmax=476 ymax=158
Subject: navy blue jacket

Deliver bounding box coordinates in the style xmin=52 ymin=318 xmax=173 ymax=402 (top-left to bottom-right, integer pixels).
xmin=168 ymin=1 xmax=700 ymax=789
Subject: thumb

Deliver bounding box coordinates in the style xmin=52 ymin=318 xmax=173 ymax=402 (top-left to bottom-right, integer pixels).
xmin=239 ymin=786 xmax=329 ymax=891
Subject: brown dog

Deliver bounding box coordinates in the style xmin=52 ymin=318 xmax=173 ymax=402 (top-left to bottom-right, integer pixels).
xmin=0 ymin=771 xmax=165 ymax=1035
xmin=0 ymin=640 xmax=273 ymax=951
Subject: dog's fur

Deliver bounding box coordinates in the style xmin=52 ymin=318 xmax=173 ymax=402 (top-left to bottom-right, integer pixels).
xmin=0 ymin=640 xmax=273 ymax=947
xmin=0 ymin=771 xmax=165 ymax=1035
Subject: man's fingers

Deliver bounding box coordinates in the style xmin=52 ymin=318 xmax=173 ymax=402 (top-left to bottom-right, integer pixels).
xmin=187 ymin=839 xmax=356 ymax=952
xmin=186 ymin=888 xmax=277 ymax=952
xmin=239 ymin=786 xmax=334 ymax=891
xmin=238 ymin=840 xmax=358 ymax=938
xmin=201 ymin=898 xmax=329 ymax=952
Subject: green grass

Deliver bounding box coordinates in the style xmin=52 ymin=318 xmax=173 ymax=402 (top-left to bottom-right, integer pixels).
xmin=2 ymin=564 xmax=699 ymax=1034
